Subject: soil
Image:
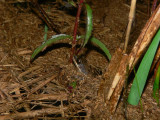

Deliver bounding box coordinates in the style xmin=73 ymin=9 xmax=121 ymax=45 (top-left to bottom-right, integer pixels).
xmin=0 ymin=0 xmax=160 ymax=119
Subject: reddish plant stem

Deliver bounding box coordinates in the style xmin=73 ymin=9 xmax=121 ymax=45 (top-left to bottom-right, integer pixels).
xmin=70 ymin=0 xmax=84 ymax=63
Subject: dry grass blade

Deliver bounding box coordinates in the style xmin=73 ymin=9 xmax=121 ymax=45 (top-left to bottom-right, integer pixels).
xmin=0 ymin=107 xmax=68 ymax=120
xmin=17 ymin=49 xmax=32 ymax=55
xmin=28 ymin=93 xmax=68 ymax=101
xmin=18 ymin=66 xmax=41 ymax=79
xmin=25 ymin=71 xmax=56 ymax=86
xmin=28 ymin=74 xmax=58 ymax=97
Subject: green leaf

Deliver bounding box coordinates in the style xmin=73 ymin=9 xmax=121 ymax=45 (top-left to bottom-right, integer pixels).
xmin=128 ymin=29 xmax=160 ymax=105
xmin=82 ymin=4 xmax=93 ymax=48
xmin=153 ymin=64 xmax=160 ymax=104
xmin=31 ymin=34 xmax=72 ymax=61
xmin=67 ymin=0 xmax=77 ymax=7
xmin=90 ymin=37 xmax=111 ymax=60
xmin=70 ymin=81 xmax=77 ymax=89
xmin=44 ymin=24 xmax=48 ymax=42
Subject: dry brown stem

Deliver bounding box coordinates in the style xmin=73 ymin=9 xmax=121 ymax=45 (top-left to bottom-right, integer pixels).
xmin=124 ymin=0 xmax=137 ymax=53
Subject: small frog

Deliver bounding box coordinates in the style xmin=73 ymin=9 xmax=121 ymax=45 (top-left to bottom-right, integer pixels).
xmin=73 ymin=56 xmax=102 ymax=76
xmin=73 ymin=56 xmax=88 ymax=75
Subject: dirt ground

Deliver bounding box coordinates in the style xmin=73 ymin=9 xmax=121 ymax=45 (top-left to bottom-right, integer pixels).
xmin=0 ymin=0 xmax=160 ymax=119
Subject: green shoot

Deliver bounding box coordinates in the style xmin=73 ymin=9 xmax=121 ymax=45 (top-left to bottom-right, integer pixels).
xmin=44 ymin=24 xmax=48 ymax=42
xmin=153 ymin=64 xmax=160 ymax=105
xmin=128 ymin=29 xmax=160 ymax=105
xmin=133 ymin=67 xmax=144 ymax=112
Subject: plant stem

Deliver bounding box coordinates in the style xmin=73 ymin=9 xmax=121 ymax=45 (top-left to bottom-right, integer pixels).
xmin=70 ymin=0 xmax=84 ymax=63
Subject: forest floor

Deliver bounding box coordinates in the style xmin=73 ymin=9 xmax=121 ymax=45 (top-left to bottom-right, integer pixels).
xmin=0 ymin=0 xmax=160 ymax=119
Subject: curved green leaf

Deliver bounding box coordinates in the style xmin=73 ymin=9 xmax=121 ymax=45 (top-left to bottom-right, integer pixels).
xmin=128 ymin=29 xmax=160 ymax=105
xmin=83 ymin=4 xmax=93 ymax=48
xmin=31 ymin=34 xmax=72 ymax=61
xmin=90 ymin=37 xmax=111 ymax=60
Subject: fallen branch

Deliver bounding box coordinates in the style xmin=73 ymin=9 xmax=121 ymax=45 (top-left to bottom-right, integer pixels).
xmin=98 ymin=48 xmax=123 ymax=99
xmin=107 ymin=54 xmax=128 ymax=101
